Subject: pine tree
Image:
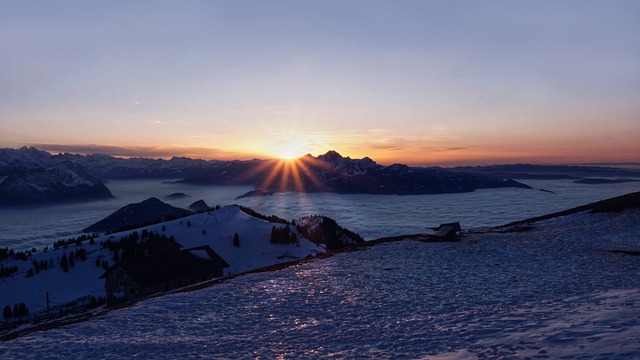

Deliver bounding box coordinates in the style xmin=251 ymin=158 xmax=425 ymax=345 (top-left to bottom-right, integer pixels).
xmin=69 ymin=251 xmax=75 ymax=267
xmin=3 ymin=305 xmax=11 ymax=321
xmin=61 ymin=252 xmax=69 ymax=272
xmin=233 ymin=232 xmax=240 ymax=247
xmin=77 ymin=248 xmax=87 ymax=261
xmin=18 ymin=303 xmax=28 ymax=317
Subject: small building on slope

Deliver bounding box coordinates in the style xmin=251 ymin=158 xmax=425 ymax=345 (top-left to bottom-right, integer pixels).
xmin=141 ymin=235 xmax=182 ymax=257
xmin=424 ymin=222 xmax=462 ymax=242
xmin=100 ymin=246 xmax=229 ymax=306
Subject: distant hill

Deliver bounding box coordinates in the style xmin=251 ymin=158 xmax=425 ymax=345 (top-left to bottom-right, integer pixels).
xmin=188 ymin=199 xmax=210 ymax=212
xmin=83 ymin=197 xmax=192 ymax=233
xmin=573 ymin=178 xmax=640 ymax=185
xmin=451 ymin=164 xmax=640 ymax=180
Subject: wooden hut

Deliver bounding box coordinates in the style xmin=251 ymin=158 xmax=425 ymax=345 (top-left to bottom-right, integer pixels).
xmin=100 ymin=246 xmax=229 ymax=306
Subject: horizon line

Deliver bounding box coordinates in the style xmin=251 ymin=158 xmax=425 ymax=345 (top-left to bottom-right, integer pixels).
xmin=4 ymin=144 xmax=638 ymax=169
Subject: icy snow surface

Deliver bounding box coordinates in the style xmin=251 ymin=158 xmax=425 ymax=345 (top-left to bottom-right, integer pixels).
xmin=2 ymin=208 xmax=639 ymax=359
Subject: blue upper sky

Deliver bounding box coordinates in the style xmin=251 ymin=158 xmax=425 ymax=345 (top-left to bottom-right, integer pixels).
xmin=1 ymin=1 xmax=639 ymax=165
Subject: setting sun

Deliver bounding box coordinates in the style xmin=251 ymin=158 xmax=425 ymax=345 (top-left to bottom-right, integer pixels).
xmin=274 ymin=147 xmax=302 ymax=160
xmin=261 ymin=133 xmax=329 ymax=161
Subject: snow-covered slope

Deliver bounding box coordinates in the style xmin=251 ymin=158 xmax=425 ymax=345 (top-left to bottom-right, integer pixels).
xmin=0 ymin=205 xmax=327 ymax=321
xmin=137 ymin=205 xmax=326 ymax=274
xmin=1 ymin=203 xmax=639 ymax=358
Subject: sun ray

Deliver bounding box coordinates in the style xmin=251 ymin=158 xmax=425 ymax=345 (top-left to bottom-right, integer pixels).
xmin=258 ymin=160 xmax=285 ymax=191
xmin=235 ymin=159 xmax=274 ymax=185
xmin=232 ymin=132 xmax=332 ymax=196
xmin=278 ymin=160 xmax=291 ymax=192
xmin=294 ymin=156 xmax=328 ymax=192
xmin=286 ymin=159 xmax=306 ymax=193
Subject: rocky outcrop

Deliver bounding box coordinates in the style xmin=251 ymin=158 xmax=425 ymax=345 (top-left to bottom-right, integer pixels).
xmin=296 ymin=215 xmax=365 ymax=250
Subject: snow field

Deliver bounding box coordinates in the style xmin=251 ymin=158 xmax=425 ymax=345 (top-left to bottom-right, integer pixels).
xmin=1 ymin=207 xmax=639 ymax=359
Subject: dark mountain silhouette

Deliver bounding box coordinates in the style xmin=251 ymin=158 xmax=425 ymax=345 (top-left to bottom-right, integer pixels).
xmin=235 ymin=189 xmax=276 ymax=199
xmin=183 ymin=150 xmax=530 ymax=195
xmin=7 ymin=147 xmax=639 ymax=197
xmin=188 ymin=199 xmax=210 ymax=212
xmin=83 ymin=197 xmax=192 ymax=233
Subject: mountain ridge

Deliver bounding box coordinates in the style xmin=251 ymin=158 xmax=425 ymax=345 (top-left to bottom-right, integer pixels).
xmin=180 ymin=150 xmax=531 ymax=195
xmin=4 ymin=147 xmax=639 ymax=199
xmin=0 ymin=161 xmax=113 ymax=205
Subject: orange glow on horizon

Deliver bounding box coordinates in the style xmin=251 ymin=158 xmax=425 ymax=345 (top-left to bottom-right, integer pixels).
xmin=28 ymin=141 xmax=640 ymax=167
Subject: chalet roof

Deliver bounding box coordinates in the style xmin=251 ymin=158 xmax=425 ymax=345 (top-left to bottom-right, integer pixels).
xmin=437 ymin=222 xmax=462 ymax=232
xmin=185 ymin=245 xmax=230 ymax=268
xmin=100 ymin=245 xmax=229 ymax=288
xmin=142 ymin=236 xmax=183 ymax=252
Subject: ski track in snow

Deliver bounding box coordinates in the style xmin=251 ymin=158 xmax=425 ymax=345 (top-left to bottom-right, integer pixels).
xmin=2 ymin=208 xmax=640 ymax=359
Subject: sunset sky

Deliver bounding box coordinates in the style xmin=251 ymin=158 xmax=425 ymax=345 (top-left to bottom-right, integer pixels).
xmin=1 ymin=1 xmax=639 ymax=166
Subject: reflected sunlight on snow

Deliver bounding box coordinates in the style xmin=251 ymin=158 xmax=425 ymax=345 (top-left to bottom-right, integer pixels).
xmin=2 ymin=206 xmax=639 ymax=359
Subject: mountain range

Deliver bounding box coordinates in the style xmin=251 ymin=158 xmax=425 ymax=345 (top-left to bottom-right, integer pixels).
xmin=0 ymin=148 xmax=110 ymax=204
xmin=3 ymin=146 xmax=639 ymax=205
xmin=184 ymin=150 xmax=530 ymax=195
